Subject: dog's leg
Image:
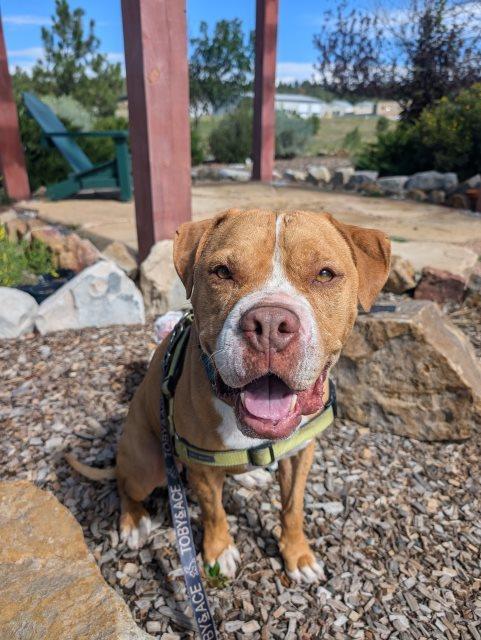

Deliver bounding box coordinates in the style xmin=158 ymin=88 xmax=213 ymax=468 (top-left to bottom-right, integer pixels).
xmin=277 ymin=441 xmax=326 ymax=584
xmin=116 ymin=422 xmax=167 ymax=550
xmin=188 ymin=465 xmax=240 ymax=578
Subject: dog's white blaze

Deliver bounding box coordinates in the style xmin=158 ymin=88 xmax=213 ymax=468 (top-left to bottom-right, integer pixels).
xmin=214 ymin=214 xmax=322 ymax=449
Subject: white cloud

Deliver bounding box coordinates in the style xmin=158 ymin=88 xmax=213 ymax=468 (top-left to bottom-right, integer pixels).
xmin=3 ymin=14 xmax=50 ymax=26
xmin=106 ymin=52 xmax=125 ymax=64
xmin=276 ymin=62 xmax=319 ymax=83
xmin=8 ymin=47 xmax=44 ymax=59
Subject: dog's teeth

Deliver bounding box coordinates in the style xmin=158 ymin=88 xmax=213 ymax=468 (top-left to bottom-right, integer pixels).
xmin=240 ymin=391 xmax=246 ymax=406
xmin=290 ymin=394 xmax=298 ymax=412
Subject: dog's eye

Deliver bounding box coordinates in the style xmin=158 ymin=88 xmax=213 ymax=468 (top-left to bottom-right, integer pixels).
xmin=213 ymin=265 xmax=232 ymax=280
xmin=315 ymin=268 xmax=335 ymax=283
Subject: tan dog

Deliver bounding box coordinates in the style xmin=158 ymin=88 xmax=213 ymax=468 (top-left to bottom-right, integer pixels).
xmin=68 ymin=209 xmax=390 ymax=583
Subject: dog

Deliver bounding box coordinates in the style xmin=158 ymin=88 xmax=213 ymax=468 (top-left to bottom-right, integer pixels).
xmin=67 ymin=209 xmax=390 ymax=583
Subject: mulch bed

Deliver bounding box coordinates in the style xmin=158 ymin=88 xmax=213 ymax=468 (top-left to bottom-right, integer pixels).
xmin=1 ymin=300 xmax=480 ymax=639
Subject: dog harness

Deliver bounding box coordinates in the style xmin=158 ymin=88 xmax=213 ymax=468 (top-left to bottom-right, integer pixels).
xmin=160 ymin=310 xmax=337 ymax=468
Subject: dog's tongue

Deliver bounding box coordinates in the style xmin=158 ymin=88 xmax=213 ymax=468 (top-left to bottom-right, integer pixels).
xmin=243 ymin=376 xmax=295 ymax=420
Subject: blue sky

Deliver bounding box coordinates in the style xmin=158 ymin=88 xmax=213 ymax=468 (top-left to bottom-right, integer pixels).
xmin=1 ymin=0 xmax=376 ymax=82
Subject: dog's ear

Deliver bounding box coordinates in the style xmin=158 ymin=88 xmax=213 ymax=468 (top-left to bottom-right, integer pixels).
xmin=328 ymin=215 xmax=391 ymax=311
xmin=173 ymin=219 xmax=213 ymax=298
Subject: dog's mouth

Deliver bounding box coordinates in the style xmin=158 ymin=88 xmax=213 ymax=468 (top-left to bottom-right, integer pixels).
xmin=215 ymin=371 xmax=327 ymax=440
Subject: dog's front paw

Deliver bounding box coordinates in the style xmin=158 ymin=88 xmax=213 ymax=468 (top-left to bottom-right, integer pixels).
xmin=280 ymin=537 xmax=326 ymax=584
xmin=120 ymin=512 xmax=152 ymax=550
xmin=205 ymin=544 xmax=240 ymax=578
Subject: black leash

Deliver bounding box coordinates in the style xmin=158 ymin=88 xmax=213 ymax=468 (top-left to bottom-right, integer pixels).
xmin=159 ymin=313 xmax=218 ymax=640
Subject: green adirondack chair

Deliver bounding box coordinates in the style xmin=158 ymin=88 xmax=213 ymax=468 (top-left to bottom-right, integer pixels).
xmin=23 ymin=92 xmax=132 ymax=201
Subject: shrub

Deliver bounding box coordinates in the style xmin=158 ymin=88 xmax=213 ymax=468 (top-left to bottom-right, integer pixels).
xmin=375 ymin=116 xmax=389 ymax=135
xmin=208 ymin=106 xmax=253 ymax=163
xmin=357 ymin=84 xmax=481 ymax=179
xmin=342 ymin=126 xmax=362 ymax=152
xmin=42 ymin=95 xmax=94 ymax=131
xmin=275 ymin=111 xmax=315 ymax=158
xmin=308 ymin=114 xmax=321 ymax=135
xmin=0 ymin=226 xmax=56 ymax=287
xmin=209 ymin=106 xmax=317 ymax=163
xmin=190 ymin=125 xmax=205 ymax=166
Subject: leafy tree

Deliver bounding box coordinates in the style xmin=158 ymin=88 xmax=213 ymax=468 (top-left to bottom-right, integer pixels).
xmin=189 ymin=19 xmax=254 ymax=117
xmin=313 ymin=0 xmax=481 ymax=120
xmin=29 ymin=0 xmax=123 ymax=116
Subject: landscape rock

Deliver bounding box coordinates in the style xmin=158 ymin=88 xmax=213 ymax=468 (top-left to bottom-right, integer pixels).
xmin=346 ymin=170 xmax=379 ymax=190
xmin=5 ymin=218 xmax=28 ymax=242
xmin=391 ymin=240 xmax=479 ymax=279
xmin=191 ymin=165 xmax=226 ymax=180
xmin=35 ymin=260 xmax=145 ymax=335
xmin=0 ymin=288 xmax=38 ymax=339
xmin=334 ymin=299 xmax=481 ymax=440
xmin=306 ymin=165 xmax=332 ymax=185
xmin=31 ymin=227 xmax=100 ymax=272
xmin=414 ymin=267 xmax=466 ymax=304
xmin=140 ymin=239 xmax=189 ymax=315
xmin=447 ymin=192 xmax=471 ymax=209
xmin=283 ymin=169 xmax=308 ymax=183
xmin=407 ymin=188 xmax=428 ymax=202
xmin=384 ymin=255 xmax=417 ymax=293
xmin=0 ymin=481 xmax=151 ymax=640
xmin=0 ymin=209 xmax=17 ymax=224
xmin=428 ymin=189 xmax=445 ymax=205
xmin=406 ymin=170 xmax=458 ymax=192
xmin=377 ymin=176 xmax=408 ymax=195
xmin=102 ymin=241 xmax=138 ymax=279
xmin=332 ymin=167 xmax=355 ymax=187
xmin=455 ymin=174 xmax=481 ymax=192
xmin=218 ymin=167 xmax=251 ymax=182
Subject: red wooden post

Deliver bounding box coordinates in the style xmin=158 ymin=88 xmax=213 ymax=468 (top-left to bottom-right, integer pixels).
xmin=0 ymin=12 xmax=30 ymax=201
xmin=121 ymin=0 xmax=192 ymax=261
xmin=252 ymin=0 xmax=279 ymax=182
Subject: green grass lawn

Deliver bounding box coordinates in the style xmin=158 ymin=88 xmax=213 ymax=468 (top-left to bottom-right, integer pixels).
xmin=194 ymin=114 xmax=393 ymax=159
xmin=307 ymin=116 xmax=392 ymax=155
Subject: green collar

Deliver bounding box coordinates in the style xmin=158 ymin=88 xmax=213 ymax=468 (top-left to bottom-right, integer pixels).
xmin=161 ymin=311 xmax=337 ymax=468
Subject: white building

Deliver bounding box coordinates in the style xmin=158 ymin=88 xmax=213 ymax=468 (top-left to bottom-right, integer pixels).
xmin=274 ymin=93 xmax=328 ymax=117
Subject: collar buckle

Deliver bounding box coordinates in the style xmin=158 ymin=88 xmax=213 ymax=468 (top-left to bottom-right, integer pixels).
xmin=248 ymin=442 xmax=276 ymax=467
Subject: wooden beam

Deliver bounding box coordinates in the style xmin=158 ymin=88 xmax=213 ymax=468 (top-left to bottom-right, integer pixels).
xmin=0 ymin=12 xmax=30 ymax=201
xmin=121 ymin=0 xmax=192 ymax=261
xmin=252 ymin=0 xmax=279 ymax=182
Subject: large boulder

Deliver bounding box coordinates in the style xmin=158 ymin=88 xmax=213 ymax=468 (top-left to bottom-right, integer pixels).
xmin=391 ymin=240 xmax=479 ymax=279
xmin=218 ymin=166 xmax=251 ymax=182
xmin=377 ymin=176 xmax=408 ymax=195
xmin=102 ymin=241 xmax=138 ymax=279
xmin=334 ymin=299 xmax=481 ymax=440
xmin=140 ymin=239 xmax=189 ymax=315
xmin=283 ymin=169 xmax=308 ymax=183
xmin=306 ymin=165 xmax=332 ymax=185
xmin=36 ymin=260 xmax=145 ymax=335
xmin=332 ymin=167 xmax=355 ymax=187
xmin=346 ymin=170 xmax=379 ymax=190
xmin=0 ymin=481 xmax=151 ymax=640
xmin=406 ymin=171 xmax=458 ymax=192
xmin=414 ymin=267 xmax=466 ymax=304
xmin=0 ymin=288 xmax=38 ymax=339
xmin=384 ymin=255 xmax=417 ymax=294
xmin=31 ymin=227 xmax=100 ymax=272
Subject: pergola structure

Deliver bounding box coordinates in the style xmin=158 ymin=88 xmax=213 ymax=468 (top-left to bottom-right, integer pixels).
xmin=0 ymin=0 xmax=278 ymax=260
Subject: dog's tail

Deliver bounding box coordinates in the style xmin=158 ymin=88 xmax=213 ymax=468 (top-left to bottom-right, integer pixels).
xmin=65 ymin=453 xmax=116 ymax=481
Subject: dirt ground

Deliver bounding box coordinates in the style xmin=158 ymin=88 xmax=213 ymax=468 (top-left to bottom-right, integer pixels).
xmin=20 ymin=182 xmax=481 ymax=252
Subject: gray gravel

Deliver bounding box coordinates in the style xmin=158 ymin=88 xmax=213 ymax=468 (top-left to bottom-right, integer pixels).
xmin=1 ymin=299 xmax=480 ymax=640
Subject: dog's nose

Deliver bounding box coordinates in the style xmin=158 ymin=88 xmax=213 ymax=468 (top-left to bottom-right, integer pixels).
xmin=240 ymin=306 xmax=300 ymax=352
